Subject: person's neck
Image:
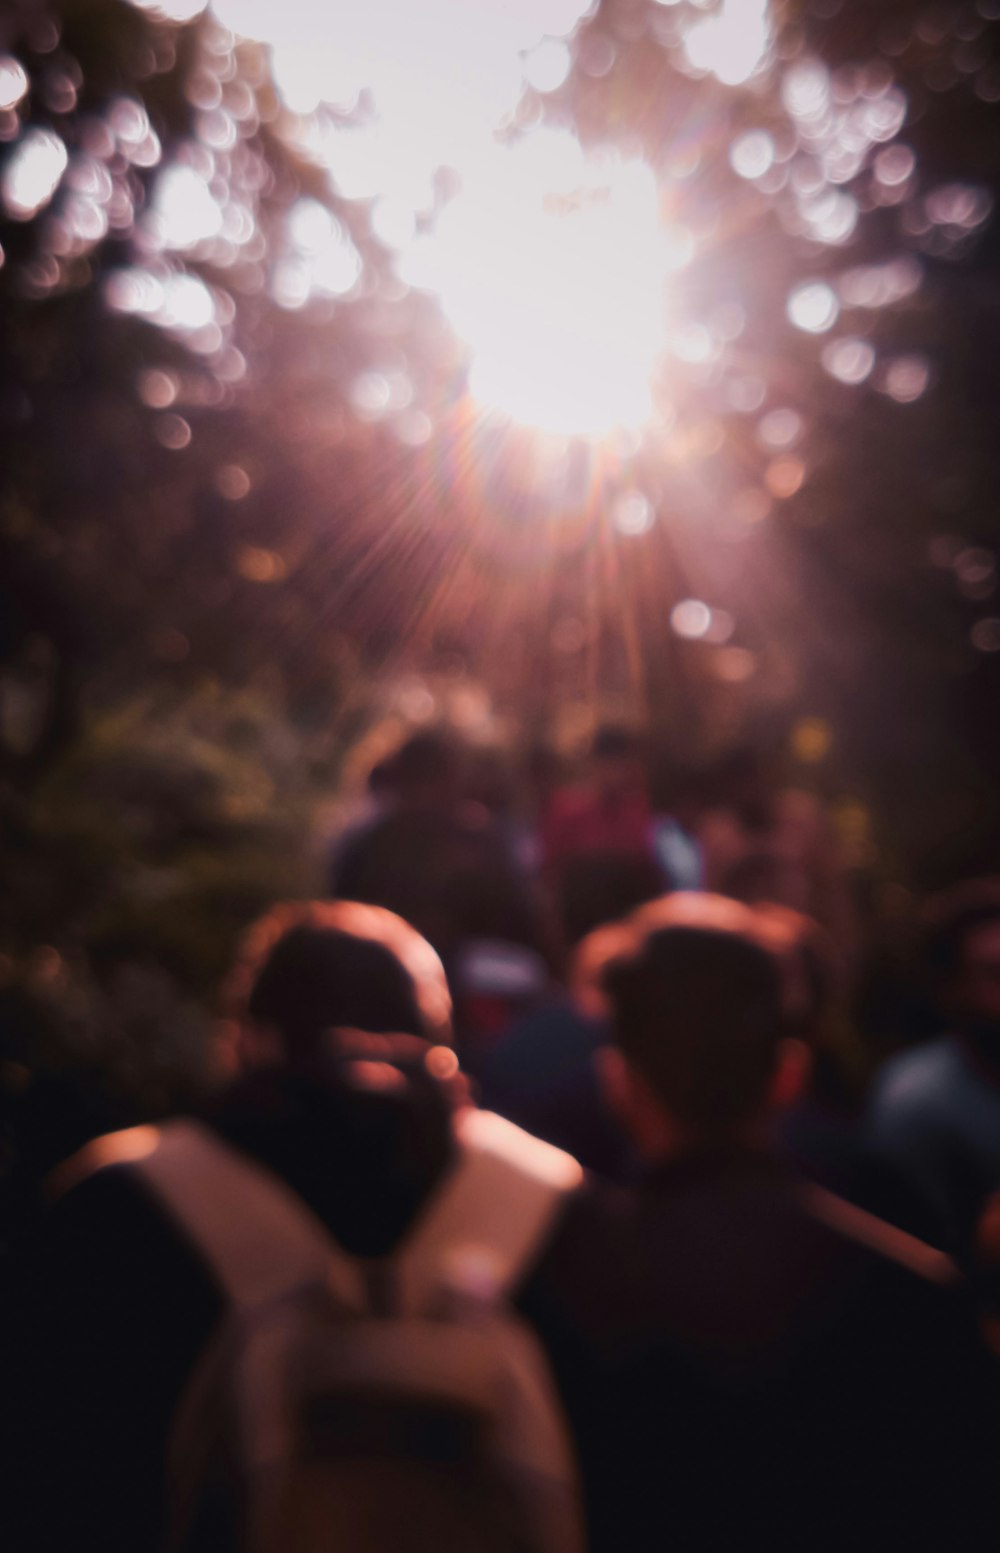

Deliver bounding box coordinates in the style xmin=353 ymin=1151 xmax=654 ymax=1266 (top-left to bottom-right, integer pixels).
xmin=634 ymin=1117 xmax=768 ymax=1169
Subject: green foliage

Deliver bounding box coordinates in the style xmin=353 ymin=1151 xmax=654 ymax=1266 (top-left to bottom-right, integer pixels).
xmin=3 ymin=680 xmax=326 ymax=990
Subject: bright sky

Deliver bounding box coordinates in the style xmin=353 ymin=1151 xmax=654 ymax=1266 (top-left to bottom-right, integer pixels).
xmin=5 ymin=0 xmax=964 ymax=439
xmin=203 ymin=0 xmax=771 ymax=434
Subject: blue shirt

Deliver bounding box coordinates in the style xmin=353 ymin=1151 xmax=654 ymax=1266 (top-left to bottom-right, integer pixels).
xmin=868 ymin=1035 xmax=1000 ymax=1249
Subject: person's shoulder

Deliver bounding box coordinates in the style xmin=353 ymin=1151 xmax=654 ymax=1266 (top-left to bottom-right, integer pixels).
xmin=798 ymin=1179 xmax=961 ymax=1290
xmin=16 ymin=1137 xmax=216 ymax=1328
xmin=516 ymin=1171 xmax=634 ymax=1309
xmin=45 ymin=1143 xmax=161 ymax=1234
xmin=545 ymin=787 xmax=593 ymax=824
xmin=869 ymin=1037 xmax=961 ymax=1119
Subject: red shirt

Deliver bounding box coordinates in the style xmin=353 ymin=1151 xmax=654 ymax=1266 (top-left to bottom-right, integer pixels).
xmin=540 ymin=786 xmax=654 ymax=871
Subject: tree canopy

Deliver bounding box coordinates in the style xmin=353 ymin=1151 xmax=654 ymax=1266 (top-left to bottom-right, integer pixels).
xmin=3 ymin=0 xmax=1000 ymax=891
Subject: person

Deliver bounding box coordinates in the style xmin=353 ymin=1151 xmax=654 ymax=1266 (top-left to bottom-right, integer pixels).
xmin=329 ymin=730 xmax=466 ymax=944
xmin=539 ymin=725 xmax=658 ymax=880
xmin=650 ymin=763 xmax=705 ymax=892
xmin=699 ymin=745 xmax=857 ymax=960
xmin=330 ymin=729 xmax=542 ymax=974
xmin=325 ymin=749 xmax=399 ymax=884
xmin=517 ymin=892 xmax=998 ymax=1553
xmin=868 ymin=878 xmax=1000 ymax=1252
xmin=535 ymin=727 xmax=669 ymax=953
xmin=478 ymin=921 xmax=636 ymax=1179
xmin=755 ymin=902 xmax=867 ymax=1198
xmin=5 ymin=901 xmax=581 ymax=1553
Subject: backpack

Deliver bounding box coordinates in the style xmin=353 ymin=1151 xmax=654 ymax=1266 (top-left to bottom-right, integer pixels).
xmin=108 ymin=1108 xmax=585 ymax=1553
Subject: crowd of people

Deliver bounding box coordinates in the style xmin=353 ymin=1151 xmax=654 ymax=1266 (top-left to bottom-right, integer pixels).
xmin=4 ymin=722 xmax=1000 ymax=1552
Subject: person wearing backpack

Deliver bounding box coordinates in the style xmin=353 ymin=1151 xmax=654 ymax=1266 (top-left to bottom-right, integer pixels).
xmin=6 ymin=902 xmax=584 ymax=1553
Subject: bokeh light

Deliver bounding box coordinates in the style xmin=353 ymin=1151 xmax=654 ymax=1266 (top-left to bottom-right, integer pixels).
xmin=2 ymin=128 xmax=67 ymax=219
xmin=148 ymin=164 xmax=223 ymax=251
xmin=684 ymin=0 xmax=771 ymax=87
xmin=765 ymin=457 xmax=806 ymax=499
xmin=792 ymin=717 xmax=833 ymax=763
xmin=273 ymin=200 xmax=362 ymax=309
xmin=0 ymin=54 xmax=29 ymax=112
xmin=671 ymin=599 xmax=713 ymax=639
xmin=729 ymin=131 xmax=775 ymax=181
xmin=880 ymin=355 xmax=931 ymax=403
xmin=972 ymin=618 xmax=1000 ymax=653
xmin=821 ymin=337 xmax=876 ymax=385
xmin=68 ymin=0 xmax=978 ymax=473
xmin=215 ymin=464 xmax=252 ymax=499
xmin=787 ymin=281 xmax=839 ymax=334
xmin=757 ymin=408 xmax=803 ymax=450
xmin=614 ymin=491 xmax=654 ymax=536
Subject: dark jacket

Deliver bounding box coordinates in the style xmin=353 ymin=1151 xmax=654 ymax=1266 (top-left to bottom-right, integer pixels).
xmin=518 ymin=1145 xmax=999 ymax=1553
xmin=4 ymin=1062 xmax=454 ymax=1553
xmin=7 ymin=1092 xmax=996 ymax=1553
xmin=477 ymin=1001 xmax=632 ymax=1179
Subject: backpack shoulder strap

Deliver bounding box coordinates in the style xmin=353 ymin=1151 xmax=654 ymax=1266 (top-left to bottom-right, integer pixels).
xmin=50 ymin=1109 xmax=582 ymax=1315
xmin=394 ymin=1107 xmax=582 ymax=1314
xmin=49 ymin=1119 xmax=365 ymax=1313
xmin=799 ymin=1180 xmax=960 ymax=1287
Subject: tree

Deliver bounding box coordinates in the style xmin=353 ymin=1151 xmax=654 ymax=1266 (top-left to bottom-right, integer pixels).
xmin=2 ymin=0 xmax=1000 ymax=893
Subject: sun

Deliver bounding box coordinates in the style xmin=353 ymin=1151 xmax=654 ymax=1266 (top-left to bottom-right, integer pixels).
xmin=403 ymin=132 xmax=678 ymax=437
xmin=204 ymin=3 xmax=694 ymax=439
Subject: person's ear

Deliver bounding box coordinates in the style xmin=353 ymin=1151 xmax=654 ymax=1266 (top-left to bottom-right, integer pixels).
xmin=595 ymin=1044 xmax=634 ymax=1127
xmin=769 ymin=1037 xmax=811 ymax=1110
xmin=596 ymin=1045 xmax=682 ymax=1159
xmin=235 ymin=1019 xmax=283 ymax=1072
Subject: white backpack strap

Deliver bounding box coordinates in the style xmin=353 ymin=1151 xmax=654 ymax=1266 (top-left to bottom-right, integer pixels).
xmin=48 ymin=1119 xmax=365 ymax=1313
xmin=394 ymin=1108 xmax=583 ymax=1314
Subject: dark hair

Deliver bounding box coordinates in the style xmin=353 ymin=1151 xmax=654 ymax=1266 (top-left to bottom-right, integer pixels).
xmin=592 ymin=724 xmax=643 ymax=761
xmin=390 ymin=730 xmax=461 ymax=797
xmin=556 ymin=850 xmax=665 ymax=946
xmin=367 ymin=755 xmax=398 ymax=797
xmin=227 ymin=901 xmax=452 ymax=1059
xmin=924 ymin=878 xmax=1000 ymax=983
xmin=601 ymin=895 xmax=784 ymax=1134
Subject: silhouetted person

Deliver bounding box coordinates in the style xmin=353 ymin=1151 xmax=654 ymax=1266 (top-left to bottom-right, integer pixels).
xmin=650 ymin=764 xmax=706 ymax=891
xmin=326 ymin=749 xmax=400 ymax=881
xmin=756 ymin=903 xmax=866 ymax=1198
xmin=479 ymin=921 xmax=638 ymax=1179
xmin=518 ymin=893 xmax=997 ymax=1553
xmin=540 ymin=726 xmax=659 ymax=881
xmin=331 ymin=729 xmax=538 ymax=968
xmin=868 ymin=878 xmax=1000 ymax=1252
xmin=6 ymin=903 xmax=457 ymax=1553
xmin=701 ymin=745 xmax=856 ymax=958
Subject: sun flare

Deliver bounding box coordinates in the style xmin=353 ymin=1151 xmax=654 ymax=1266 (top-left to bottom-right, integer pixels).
xmin=403 ymin=134 xmax=677 ymax=436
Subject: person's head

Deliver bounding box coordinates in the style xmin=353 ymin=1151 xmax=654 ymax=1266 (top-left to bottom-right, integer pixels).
xmin=925 ymin=879 xmax=1000 ymax=1029
xmin=223 ymin=900 xmax=452 ymax=1072
xmin=654 ymin=763 xmax=706 ymax=831
xmin=389 ymin=730 xmax=463 ymax=810
xmin=462 ymin=744 xmax=517 ymax=821
xmin=710 ymin=746 xmax=774 ymax=830
xmin=590 ymin=725 xmax=647 ymax=802
xmin=596 ymin=893 xmax=802 ymax=1159
xmin=722 ymin=851 xmax=813 ymax=915
xmin=556 ymin=849 xmax=666 ymax=947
